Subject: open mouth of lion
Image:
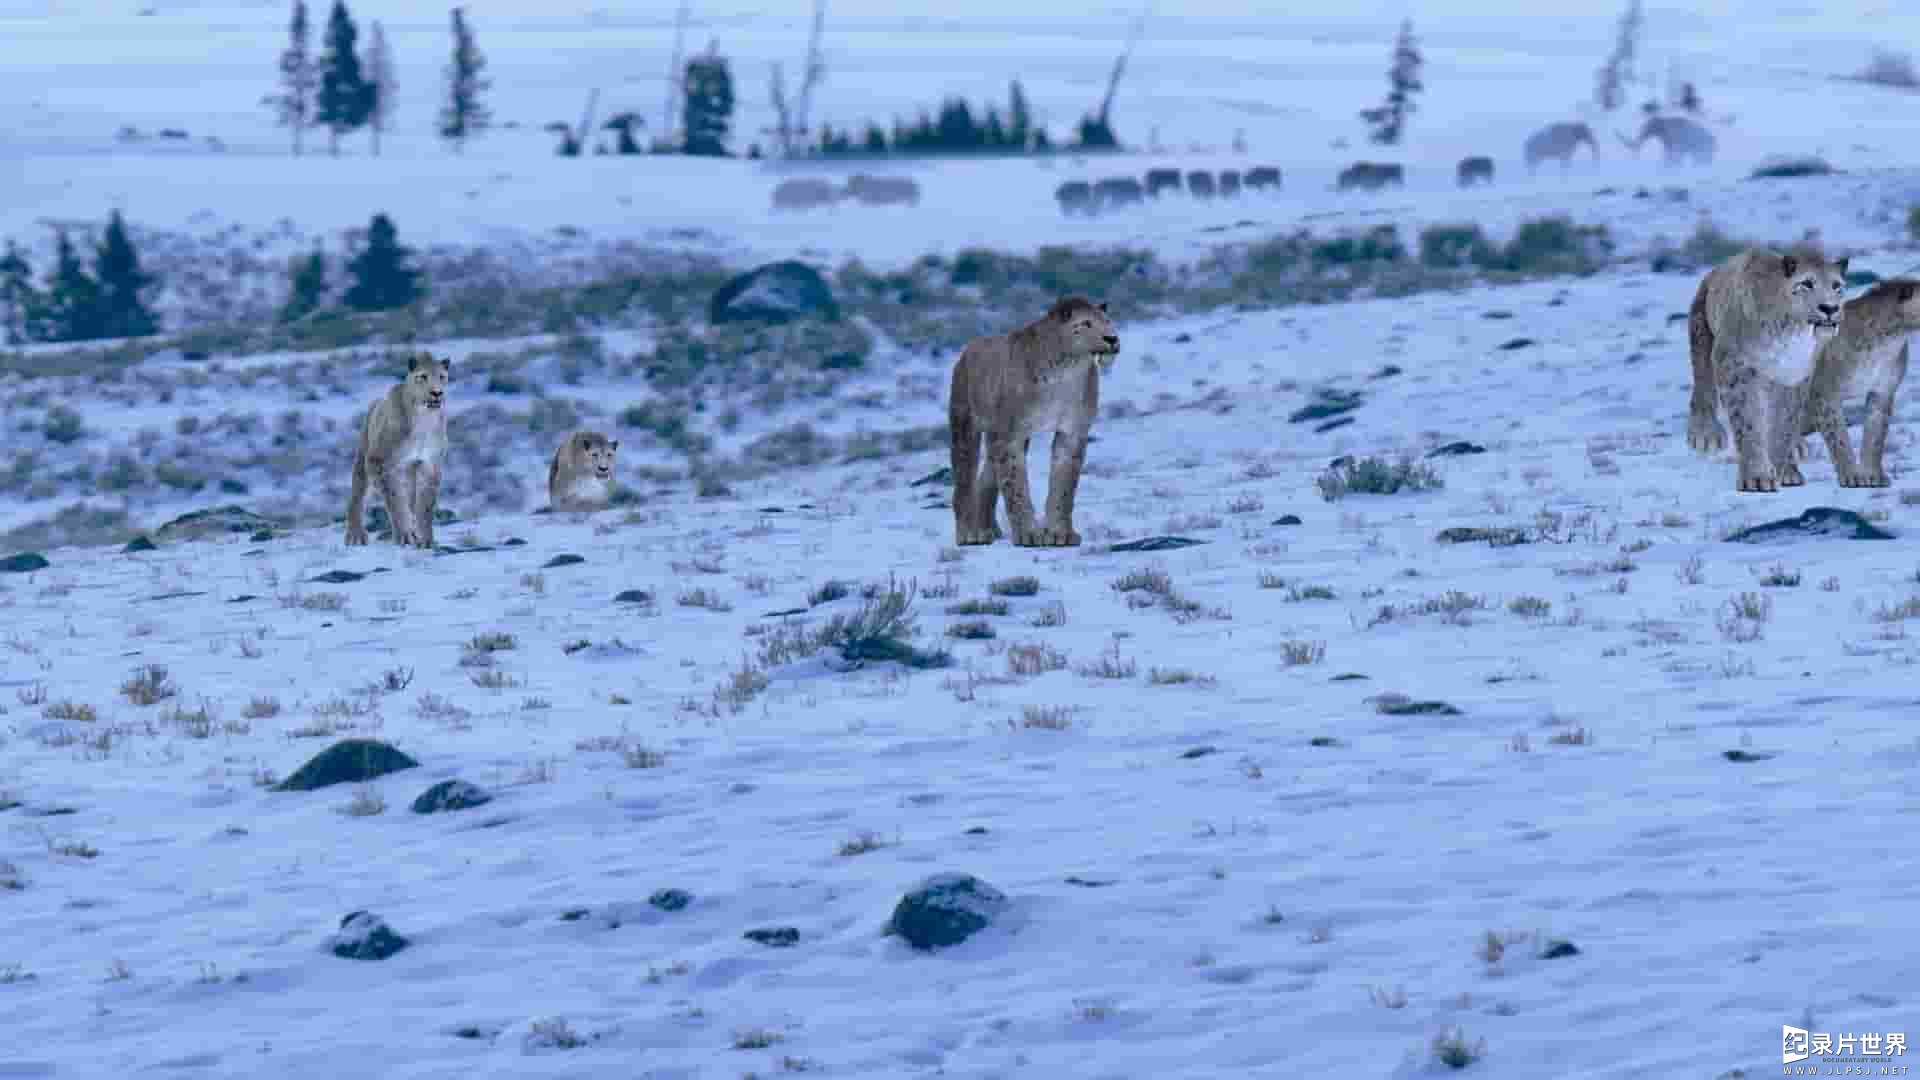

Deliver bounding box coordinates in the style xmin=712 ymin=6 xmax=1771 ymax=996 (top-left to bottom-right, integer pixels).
xmin=1809 ymin=318 xmax=1839 ymax=334
xmin=595 ymin=468 xmax=612 ymax=479
xmin=426 ymin=398 xmax=444 ymax=409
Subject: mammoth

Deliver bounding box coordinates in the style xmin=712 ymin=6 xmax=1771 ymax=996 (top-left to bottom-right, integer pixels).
xmin=1617 ymin=114 xmax=1715 ymax=166
xmin=1522 ymin=121 xmax=1600 ymax=174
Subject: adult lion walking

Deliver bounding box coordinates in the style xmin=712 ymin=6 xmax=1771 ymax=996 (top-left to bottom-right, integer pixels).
xmin=948 ymin=296 xmax=1121 ymax=547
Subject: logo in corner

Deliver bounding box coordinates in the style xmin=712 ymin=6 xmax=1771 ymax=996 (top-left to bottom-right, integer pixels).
xmin=1785 ymin=1025 xmax=1811 ymax=1065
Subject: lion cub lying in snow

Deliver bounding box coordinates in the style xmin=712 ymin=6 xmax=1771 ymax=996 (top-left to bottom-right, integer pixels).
xmin=1686 ymin=247 xmax=1848 ymax=492
xmin=948 ymin=295 xmax=1120 ymax=547
xmin=1793 ymin=278 xmax=1919 ymax=488
xmin=344 ymin=352 xmax=450 ymax=549
xmin=548 ymin=430 xmax=620 ymax=510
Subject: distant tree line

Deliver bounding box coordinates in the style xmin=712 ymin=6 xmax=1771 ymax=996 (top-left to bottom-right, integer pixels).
xmin=266 ymin=0 xmax=489 ymax=157
xmin=0 ymin=210 xmax=426 ymax=346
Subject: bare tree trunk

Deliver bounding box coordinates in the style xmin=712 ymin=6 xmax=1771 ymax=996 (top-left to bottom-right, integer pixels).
xmin=664 ymin=0 xmax=693 ymax=144
xmin=769 ymin=62 xmax=793 ymax=157
xmin=575 ymin=88 xmax=601 ymax=154
xmin=1096 ymin=1 xmax=1152 ymax=129
xmin=793 ymin=0 xmax=827 ymax=145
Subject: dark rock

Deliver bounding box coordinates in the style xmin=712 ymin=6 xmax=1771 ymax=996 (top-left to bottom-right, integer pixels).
xmin=1064 ymin=876 xmax=1116 ymax=888
xmin=249 ymin=529 xmax=275 ymax=542
xmin=136 ymin=590 xmax=207 ymax=603
xmin=310 ymin=569 xmax=367 ymax=584
xmin=1309 ymin=736 xmax=1345 ymax=747
xmin=964 ymin=826 xmax=989 ymax=835
xmin=503 ymin=538 xmax=526 ymax=547
xmin=1541 ymin=939 xmax=1580 ymax=959
xmin=1371 ymin=364 xmax=1402 ymax=379
xmin=744 ymin=926 xmax=800 ymax=948
xmin=1179 ymin=745 xmax=1219 ymax=760
xmin=0 ymin=553 xmax=50 ymax=574
xmin=1110 ymin=536 xmax=1208 ymax=553
xmin=1723 ymin=749 xmax=1776 ymax=763
xmin=710 ymin=260 xmax=840 ymax=325
xmin=1314 ymin=416 xmax=1355 ymax=434
xmin=1481 ymin=310 xmax=1514 ymax=320
xmin=648 ymin=888 xmax=692 ymax=912
xmin=123 ymin=536 xmax=157 ymax=554
xmin=1330 ymin=673 xmax=1369 ymax=682
xmin=277 ymin=738 xmax=420 ymax=792
xmin=1272 ymin=514 xmax=1303 ymax=526
xmin=1496 ymin=337 xmax=1535 ymax=351
xmin=1725 ymin=507 xmax=1895 ymax=543
xmin=543 ymin=554 xmax=586 ymax=569
xmin=758 ymin=506 xmax=784 ymax=513
xmin=1435 ymin=526 xmax=1532 ymax=546
xmin=558 ymin=908 xmax=591 ymax=921
xmin=1289 ymin=391 xmax=1362 ymax=424
xmin=886 ymin=872 xmax=1007 ymax=951
xmin=153 ymin=505 xmax=276 ymax=544
xmin=227 ymin=594 xmax=258 ymax=603
xmin=328 ymin=911 xmax=409 ymax=961
xmin=410 ymin=779 xmax=492 ymax=814
xmin=1377 ymin=699 xmax=1462 ymax=716
xmin=910 ymin=467 xmax=953 ymax=488
xmin=613 ymin=589 xmax=654 ymax=604
xmin=1427 ymin=441 xmax=1486 ymax=458
xmin=1172 ymin=332 xmax=1193 ymax=343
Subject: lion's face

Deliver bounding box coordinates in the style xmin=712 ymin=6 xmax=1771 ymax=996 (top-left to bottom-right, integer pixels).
xmin=1782 ymin=253 xmax=1849 ymax=339
xmin=1064 ymin=304 xmax=1122 ymax=371
xmin=403 ymin=353 xmax=450 ymax=411
xmin=579 ymin=438 xmax=619 ymax=481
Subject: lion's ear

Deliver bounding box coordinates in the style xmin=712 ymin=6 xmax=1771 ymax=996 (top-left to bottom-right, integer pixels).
xmin=1098 ymin=301 xmax=1109 ymax=314
xmin=1781 ymin=254 xmax=1797 ymax=277
xmin=1901 ymin=282 xmax=1917 ymax=302
xmin=1834 ymin=256 xmax=1850 ymax=277
xmin=439 ymin=356 xmax=451 ymax=374
xmin=610 ymin=440 xmax=619 ymax=452
xmin=406 ymin=353 xmax=420 ymax=372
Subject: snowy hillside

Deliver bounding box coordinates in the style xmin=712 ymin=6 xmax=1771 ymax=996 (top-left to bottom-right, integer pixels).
xmin=5 ymin=2 xmax=1920 ymax=1077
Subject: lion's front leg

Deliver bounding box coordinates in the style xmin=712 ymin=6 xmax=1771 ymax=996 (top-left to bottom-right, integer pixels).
xmin=990 ymin=432 xmax=1044 ymax=547
xmin=376 ymin=460 xmax=418 ymax=545
xmin=413 ymin=463 xmax=442 ymax=548
xmin=1719 ymin=361 xmax=1777 ymax=493
xmin=1038 ymin=428 xmax=1089 ymax=547
xmin=1766 ymin=383 xmax=1806 ymax=487
xmin=1858 ymin=389 xmax=1896 ymax=487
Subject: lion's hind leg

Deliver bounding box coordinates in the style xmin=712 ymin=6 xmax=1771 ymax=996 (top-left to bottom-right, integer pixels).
xmin=950 ymin=412 xmax=997 ymax=546
xmin=1686 ymin=282 xmax=1728 ymax=454
xmin=344 ymin=447 xmax=371 ymax=546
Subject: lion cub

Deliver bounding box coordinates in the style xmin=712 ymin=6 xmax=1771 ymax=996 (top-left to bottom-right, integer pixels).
xmin=1794 ymin=278 xmax=1918 ymax=488
xmin=344 ymin=352 xmax=450 ymax=549
xmin=548 ymin=430 xmax=620 ymax=510
xmin=1686 ymin=247 xmax=1848 ymax=492
xmin=948 ymin=295 xmax=1120 ymax=547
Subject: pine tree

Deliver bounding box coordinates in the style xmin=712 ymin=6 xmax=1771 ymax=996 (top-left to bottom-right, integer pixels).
xmin=366 ymin=19 xmax=395 ymax=157
xmin=1007 ymin=79 xmax=1031 ymax=152
xmin=41 ymin=230 xmax=101 ymax=343
xmin=439 ymin=6 xmax=492 ymax=152
xmin=983 ymin=105 xmax=1007 ymax=151
xmin=1359 ymin=18 xmax=1423 ymax=146
xmin=282 ymin=246 xmax=327 ymax=323
xmin=681 ymin=42 xmax=736 ymax=156
xmin=0 ymin=241 xmax=35 ymax=345
xmin=316 ymin=0 xmax=372 ymax=156
xmin=1678 ymin=80 xmax=1702 ymax=113
xmin=343 ymin=213 xmax=423 ymax=312
xmin=862 ymin=122 xmax=887 ymax=155
xmin=92 ymin=211 xmax=158 ymax=339
xmin=265 ymin=0 xmax=316 ymax=157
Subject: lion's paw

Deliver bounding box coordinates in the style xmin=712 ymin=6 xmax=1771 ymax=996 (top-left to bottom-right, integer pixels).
xmin=1687 ymin=413 xmax=1728 ymax=454
xmin=1774 ymin=463 xmax=1805 ymax=487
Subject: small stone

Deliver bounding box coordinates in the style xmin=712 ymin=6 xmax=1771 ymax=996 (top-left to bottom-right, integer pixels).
xmin=744 ymin=926 xmax=799 ymax=948
xmin=885 ymin=872 xmax=1008 ymax=951
xmin=1723 ymin=749 xmax=1776 ymax=763
xmin=1427 ymin=441 xmax=1486 ymax=458
xmin=1496 ymin=337 xmax=1536 ymax=351
xmin=1541 ymin=939 xmax=1580 ymax=959
xmin=1179 ymin=746 xmax=1219 ymax=760
xmin=1272 ymin=514 xmax=1303 ymax=526
xmin=123 ymin=536 xmax=156 ymax=554
xmin=277 ymin=738 xmax=420 ymax=792
xmin=1110 ymin=536 xmax=1207 ymax=553
xmin=543 ymin=553 xmax=586 ymax=569
xmin=410 ymin=779 xmax=491 ymax=814
xmin=0 ymin=553 xmax=50 ymax=574
xmin=310 ymin=569 xmax=367 ymax=584
xmin=613 ymin=589 xmax=653 ymax=604
xmin=648 ymin=888 xmax=692 ymax=912
xmin=328 ymin=911 xmax=408 ymax=961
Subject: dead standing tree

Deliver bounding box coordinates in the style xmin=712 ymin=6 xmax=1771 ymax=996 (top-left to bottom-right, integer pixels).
xmin=662 ymin=0 xmax=693 ymax=147
xmin=1080 ymin=1 xmax=1150 ymax=149
xmin=767 ymin=0 xmax=827 ymax=157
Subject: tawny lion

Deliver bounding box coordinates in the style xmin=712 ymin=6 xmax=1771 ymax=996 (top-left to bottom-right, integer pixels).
xmin=1793 ymin=278 xmax=1918 ymax=487
xmin=948 ymin=296 xmax=1120 ymax=547
xmin=1686 ymin=247 xmax=1848 ymax=493
xmin=548 ymin=429 xmax=620 ymax=510
xmin=344 ymin=352 xmax=450 ymax=548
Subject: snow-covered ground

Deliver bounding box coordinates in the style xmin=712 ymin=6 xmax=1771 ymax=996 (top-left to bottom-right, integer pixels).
xmin=5 ymin=3 xmax=1920 ymax=1078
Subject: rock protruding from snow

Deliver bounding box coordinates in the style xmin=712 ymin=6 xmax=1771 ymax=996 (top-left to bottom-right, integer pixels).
xmin=410 ymin=779 xmax=492 ymax=814
xmin=1109 ymin=536 xmax=1208 ymax=553
xmin=327 ymin=910 xmax=409 ymax=961
xmin=277 ymin=738 xmax=420 ymax=792
xmin=744 ymin=926 xmax=800 ymax=948
xmin=885 ymin=872 xmax=1008 ymax=951
xmin=152 ymin=505 xmax=276 ymax=544
xmin=1724 ymin=507 xmax=1895 ymax=544
xmin=648 ymin=888 xmax=692 ymax=912
xmin=709 ymin=260 xmax=840 ymax=325
xmin=0 ymin=552 xmax=50 ymax=574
